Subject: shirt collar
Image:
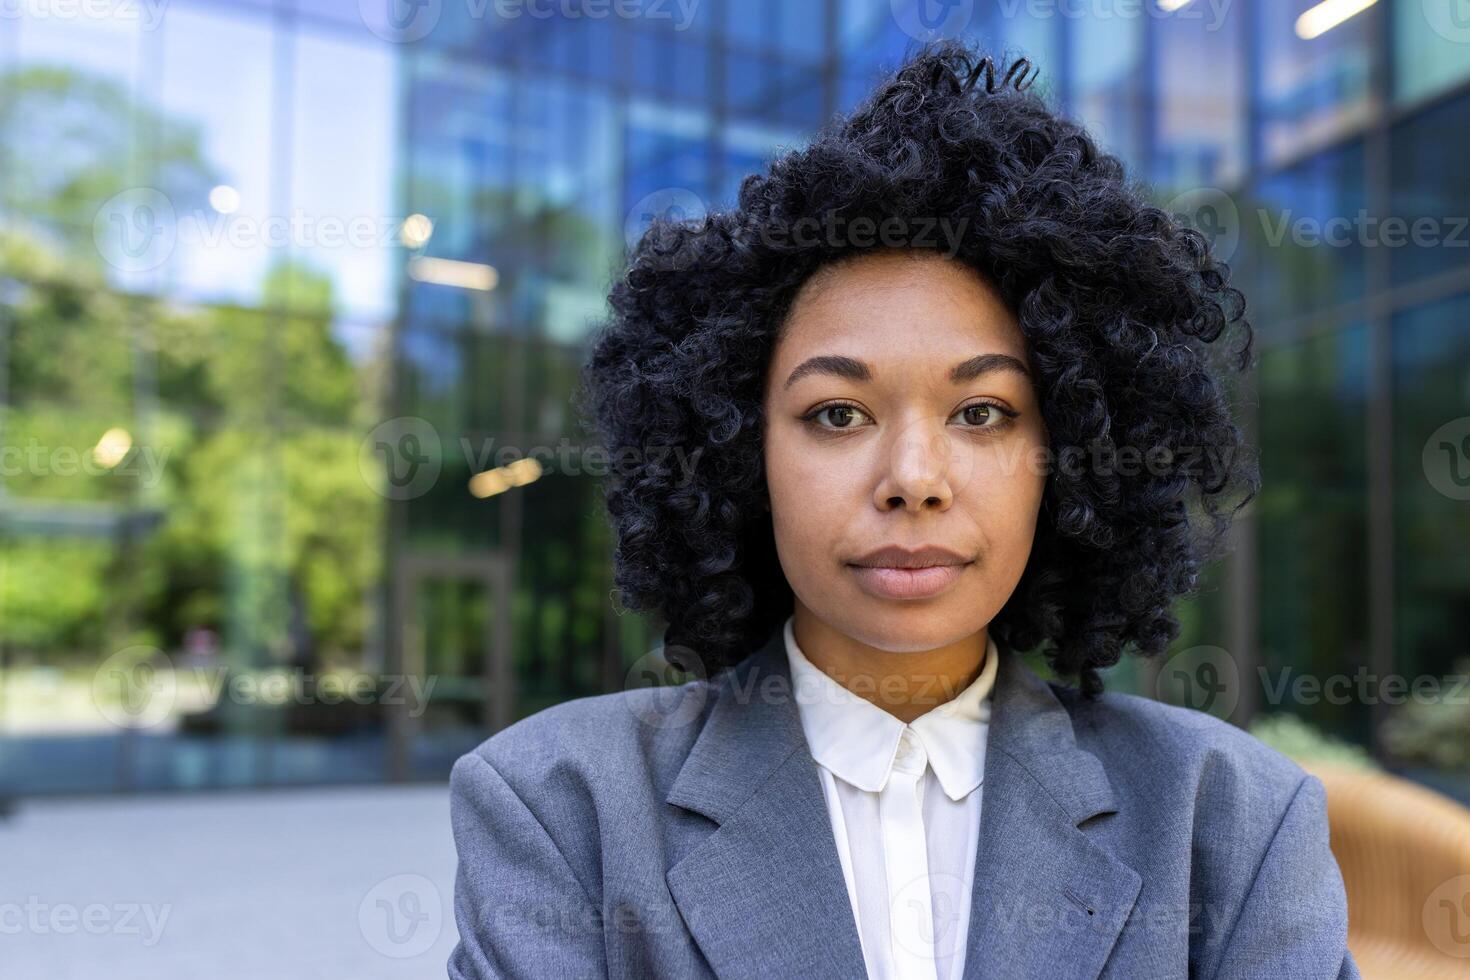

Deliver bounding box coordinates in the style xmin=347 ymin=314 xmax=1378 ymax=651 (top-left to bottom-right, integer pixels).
xmin=783 ymin=613 xmax=998 ymax=801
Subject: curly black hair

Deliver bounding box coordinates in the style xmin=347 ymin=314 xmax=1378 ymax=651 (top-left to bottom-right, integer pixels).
xmin=575 ymin=38 xmax=1259 ymax=698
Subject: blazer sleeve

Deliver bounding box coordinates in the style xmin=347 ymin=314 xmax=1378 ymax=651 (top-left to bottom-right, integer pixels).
xmin=1205 ymin=773 xmax=1362 ymax=980
xmin=447 ymin=751 xmax=608 ymax=980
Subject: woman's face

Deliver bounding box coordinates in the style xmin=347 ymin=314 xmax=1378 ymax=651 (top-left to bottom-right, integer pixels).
xmin=762 ymin=248 xmax=1048 ymax=654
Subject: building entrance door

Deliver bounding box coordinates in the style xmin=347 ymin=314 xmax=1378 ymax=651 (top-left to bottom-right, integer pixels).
xmin=390 ymin=553 xmax=512 ymax=780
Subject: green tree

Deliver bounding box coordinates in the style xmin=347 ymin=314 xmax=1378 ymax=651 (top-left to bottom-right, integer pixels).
xmin=1 ymin=65 xmax=382 ymax=668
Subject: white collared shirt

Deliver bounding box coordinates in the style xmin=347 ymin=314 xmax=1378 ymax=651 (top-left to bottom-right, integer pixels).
xmin=783 ymin=614 xmax=998 ymax=980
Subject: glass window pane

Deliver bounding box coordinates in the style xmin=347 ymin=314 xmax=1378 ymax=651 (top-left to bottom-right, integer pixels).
xmin=1392 ymin=297 xmax=1470 ymax=683
xmin=396 ymin=319 xmax=515 ymax=440
xmin=725 ymin=50 xmax=825 ymax=126
xmin=1388 ymin=295 xmax=1470 ymax=801
xmin=289 ymin=29 xmax=399 ymax=321
xmin=776 ymin=0 xmax=828 ymax=63
xmin=716 ymin=118 xmax=800 ymax=208
xmin=403 ymin=57 xmax=514 ymax=335
xmin=5 ymin=11 xmax=157 ymax=256
xmin=633 ymin=32 xmax=710 ymax=103
xmin=623 ymin=99 xmax=713 ymax=216
xmin=836 ymin=0 xmax=915 ymax=111
xmin=1245 ymin=142 xmax=1367 ymax=323
xmin=512 ymin=472 xmax=615 ymax=719
xmin=1257 ymin=325 xmax=1371 ymax=745
xmin=13 ymin=6 xmax=144 ymax=92
xmin=1388 ymin=91 xmax=1470 ymax=288
xmin=156 ymin=6 xmax=276 ymax=305
xmin=1067 ymin=10 xmax=1144 ymax=165
xmin=728 ymin=0 xmax=825 ymax=59
xmin=1256 ymin=0 xmax=1374 ymax=164
xmin=514 ymin=76 xmax=620 ymax=342
xmin=838 ymin=0 xmax=895 ymax=51
xmin=1393 ymin=1 xmax=1470 ymax=105
xmin=1153 ymin=2 xmax=1246 ymax=188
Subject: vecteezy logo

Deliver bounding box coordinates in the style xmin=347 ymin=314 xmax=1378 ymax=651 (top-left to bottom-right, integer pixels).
xmin=1154 ymin=645 xmax=1240 ymax=721
xmin=1164 ymin=187 xmax=1241 ymax=265
xmin=1423 ymin=874 xmax=1470 ymax=958
xmin=92 ymin=646 xmax=178 ymax=729
xmin=359 ymin=0 xmax=442 ymax=42
xmin=889 ymin=870 xmax=968 ymax=959
xmin=93 ymin=188 xmax=177 ymax=274
xmin=359 ymin=874 xmax=442 ymax=958
xmin=1424 ymin=0 xmax=1470 ymax=43
xmin=1423 ymin=417 xmax=1470 ymax=501
xmin=359 ymin=417 xmax=442 ymax=500
xmin=622 ymin=645 xmax=709 ymax=732
xmin=623 ymin=187 xmax=707 ymax=260
xmin=891 ymin=0 xmax=974 ymax=40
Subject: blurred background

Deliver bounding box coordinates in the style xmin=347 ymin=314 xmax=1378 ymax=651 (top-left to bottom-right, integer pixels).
xmin=1 ymin=0 xmax=1468 ymax=976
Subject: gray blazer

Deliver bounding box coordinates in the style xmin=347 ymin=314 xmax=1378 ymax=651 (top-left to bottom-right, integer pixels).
xmin=447 ymin=626 xmax=1362 ymax=979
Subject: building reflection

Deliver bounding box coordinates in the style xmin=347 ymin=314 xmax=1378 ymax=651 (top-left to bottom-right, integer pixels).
xmin=0 ymin=0 xmax=1466 ymax=803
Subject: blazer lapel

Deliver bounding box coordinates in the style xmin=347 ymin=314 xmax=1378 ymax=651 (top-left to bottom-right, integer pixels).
xmin=962 ymin=643 xmax=1141 ymax=979
xmin=665 ymin=626 xmax=868 ymax=979
xmin=664 ymin=625 xmax=1141 ymax=980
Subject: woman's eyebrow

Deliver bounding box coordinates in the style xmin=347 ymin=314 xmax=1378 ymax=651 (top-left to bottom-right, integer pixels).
xmin=951 ymin=352 xmax=1032 ymax=383
xmin=783 ymin=352 xmax=1031 ymax=390
xmin=783 ymin=354 xmax=870 ymax=389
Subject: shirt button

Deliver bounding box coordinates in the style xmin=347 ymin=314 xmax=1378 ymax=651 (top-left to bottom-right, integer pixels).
xmin=894 ymin=728 xmax=926 ymax=772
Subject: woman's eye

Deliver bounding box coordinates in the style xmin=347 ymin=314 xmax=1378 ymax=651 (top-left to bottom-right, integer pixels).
xmin=805 ymin=402 xmax=1016 ymax=431
xmin=806 ymin=404 xmax=871 ymax=429
xmin=952 ymin=402 xmax=1016 ymax=429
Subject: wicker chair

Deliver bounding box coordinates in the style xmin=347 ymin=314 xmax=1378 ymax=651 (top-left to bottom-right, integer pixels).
xmin=1296 ymin=761 xmax=1470 ymax=979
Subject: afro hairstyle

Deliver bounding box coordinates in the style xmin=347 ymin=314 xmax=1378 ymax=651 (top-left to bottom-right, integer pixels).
xmin=576 ymin=37 xmax=1259 ymax=698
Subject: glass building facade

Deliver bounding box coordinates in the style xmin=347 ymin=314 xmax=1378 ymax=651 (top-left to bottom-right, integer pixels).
xmin=1 ymin=0 xmax=1467 ymax=800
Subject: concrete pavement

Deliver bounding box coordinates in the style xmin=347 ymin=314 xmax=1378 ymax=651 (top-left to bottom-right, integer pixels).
xmin=0 ymin=785 xmax=460 ymax=979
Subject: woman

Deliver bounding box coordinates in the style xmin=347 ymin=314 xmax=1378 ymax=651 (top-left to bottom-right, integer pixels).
xmin=448 ymin=40 xmax=1359 ymax=980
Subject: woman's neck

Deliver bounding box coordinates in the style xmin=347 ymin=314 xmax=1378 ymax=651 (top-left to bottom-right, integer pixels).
xmin=790 ymin=610 xmax=989 ymax=724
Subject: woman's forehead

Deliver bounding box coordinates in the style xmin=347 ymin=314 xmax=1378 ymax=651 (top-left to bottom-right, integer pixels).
xmin=777 ymin=252 xmax=1027 ymax=367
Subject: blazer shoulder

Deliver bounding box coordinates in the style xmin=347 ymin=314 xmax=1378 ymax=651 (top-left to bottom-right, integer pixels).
xmin=1058 ymin=682 xmax=1314 ymax=804
xmin=456 ymin=675 xmax=718 ymax=797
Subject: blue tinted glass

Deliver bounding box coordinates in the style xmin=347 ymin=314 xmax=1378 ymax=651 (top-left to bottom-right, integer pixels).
xmin=1393 ymin=0 xmax=1470 ymax=104
xmin=633 ymin=32 xmax=711 ymax=103
xmin=716 ymin=119 xmax=801 ymax=208
xmin=1153 ymin=2 xmax=1245 ymax=188
xmin=624 ymin=100 xmax=713 ymax=217
xmin=1067 ymin=9 xmax=1143 ymax=165
xmin=1255 ymin=0 xmax=1373 ymax=165
xmin=1389 ymin=91 xmax=1470 ymax=287
xmin=726 ymin=51 xmax=826 ymax=125
xmin=776 ymin=0 xmax=827 ymax=62
xmin=837 ymin=5 xmax=915 ymax=85
xmin=1248 ymin=143 xmax=1368 ymax=323
xmin=725 ymin=0 xmax=775 ymax=50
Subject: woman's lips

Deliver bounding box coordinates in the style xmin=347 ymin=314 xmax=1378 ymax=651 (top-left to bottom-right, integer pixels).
xmin=847 ymin=562 xmax=971 ymax=600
